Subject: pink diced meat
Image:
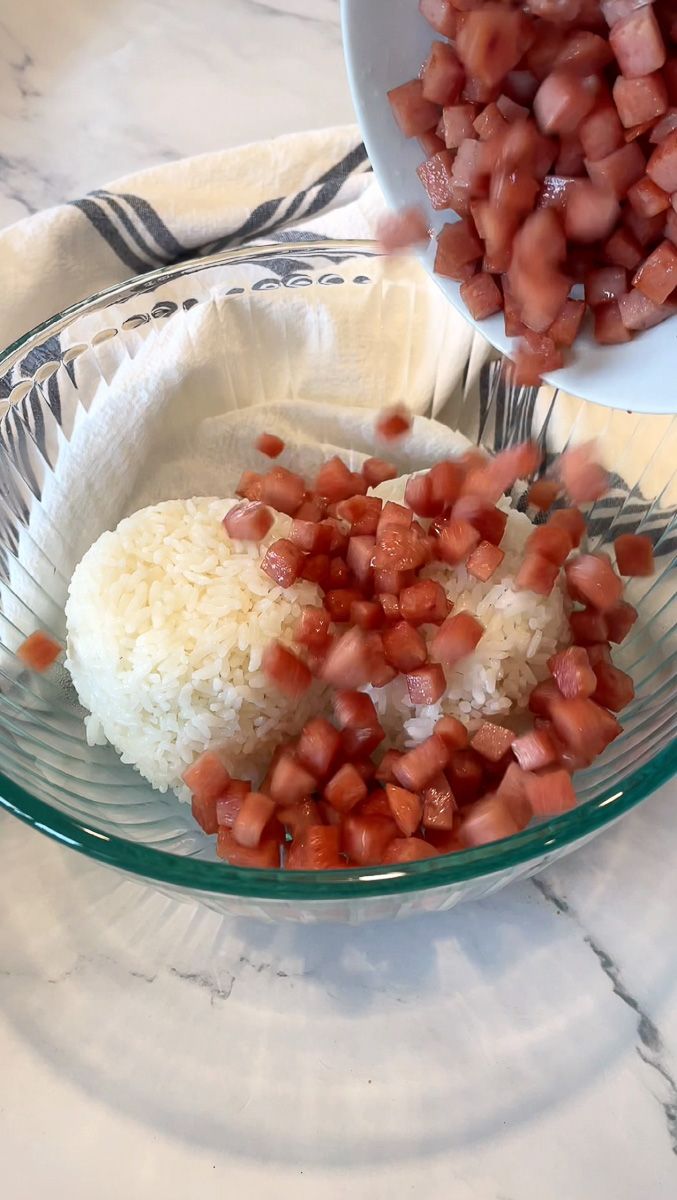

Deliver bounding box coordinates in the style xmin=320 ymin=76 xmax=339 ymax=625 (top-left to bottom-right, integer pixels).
xmin=609 ymin=7 xmax=666 ymax=80
xmin=594 ymin=300 xmax=633 ymax=341
xmin=604 ymin=225 xmax=643 ymax=269
xmin=434 ymin=219 xmax=483 ymax=280
xmin=613 ymin=72 xmax=668 ymax=128
xmin=456 ymin=9 xmax=527 ymax=88
xmin=419 ymin=0 xmax=458 ymax=39
xmin=377 ymin=207 xmax=430 ymax=253
xmin=586 ymin=141 xmax=645 ymax=197
xmin=443 ymin=104 xmax=479 ymax=148
xmin=646 ymin=130 xmax=677 ymax=192
xmin=388 ymin=79 xmax=440 ymax=138
xmin=579 ymin=104 xmax=624 ymax=161
xmin=418 ymin=150 xmax=457 ymax=211
xmin=406 ymin=663 xmax=447 ymax=705
xmin=619 ymin=287 xmax=676 ymax=328
xmin=565 ymin=553 xmax=624 ymax=611
xmin=627 ymin=176 xmax=671 ymax=217
xmin=614 ymin=532 xmax=655 ymax=575
xmin=632 ymin=240 xmax=677 ymax=303
xmin=565 ymin=181 xmax=620 ymax=242
xmin=422 ymin=42 xmax=465 ymax=106
xmin=262 ymin=642 xmax=312 ymax=699
xmin=460 ymin=271 xmax=504 ymax=319
xmin=430 ymin=611 xmax=484 ymax=664
xmin=534 ymin=71 xmax=599 ymax=136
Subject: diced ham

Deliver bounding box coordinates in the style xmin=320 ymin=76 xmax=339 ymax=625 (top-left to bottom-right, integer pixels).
xmin=586 ymin=141 xmax=645 ymax=198
xmin=431 ymin=611 xmax=484 ymax=664
xmin=627 ymin=175 xmax=671 ymax=217
xmin=322 ymin=589 xmax=362 ymax=623
xmin=614 ymin=531 xmax=655 ymax=575
xmin=516 ymin=552 xmax=561 ymax=595
xmin=549 ymin=298 xmax=586 ymax=346
xmin=466 ymin=539 xmax=505 ymax=580
xmin=422 ymin=41 xmax=465 ymax=106
xmin=443 ymin=103 xmax=479 ymax=148
xmin=363 ymin=457 xmax=397 ymax=488
xmin=605 ymin=599 xmax=638 ymax=642
xmin=650 ymin=109 xmax=677 ymax=145
xmin=430 ymin=460 xmax=465 ymax=510
xmin=399 ymin=579 xmax=449 ymax=626
xmin=233 ymin=792 xmax=276 ymax=849
xmin=223 ymin=500 xmax=275 ymax=544
xmin=550 ymin=696 xmax=622 ymax=757
xmin=558 ymin=441 xmax=610 ymax=502
xmin=595 ymin=299 xmax=634 ymax=341
xmin=456 ymin=9 xmax=526 ymax=88
xmin=294 ymin=605 xmax=330 ymax=651
xmin=468 ymin=503 xmax=509 ymax=546
xmin=296 ymin=718 xmax=342 ymax=781
xmin=526 ymin=523 xmax=573 ymax=565
xmin=406 ymin=663 xmax=447 ymax=705
xmin=287 ymin=826 xmax=343 ymax=871
xmin=618 ymin=287 xmax=676 ymax=329
xmin=435 ymin=517 xmax=482 ymax=564
xmin=592 ymin=660 xmax=636 ymax=710
xmin=236 ymin=470 xmax=264 ymax=502
xmin=382 ymin=621 xmax=428 ymax=672
xmin=422 ymin=773 xmax=456 ymax=830
xmin=534 ymin=70 xmax=599 ymax=136
xmin=256 ymin=433 xmax=284 ymax=459
xmin=388 ymin=79 xmax=440 ymax=138
xmin=346 ymin=536 xmax=375 ymax=588
xmin=277 ymin=799 xmax=324 ymax=839
xmin=529 ymin=677 xmax=563 ymax=716
xmin=447 ymin=747 xmax=486 ymax=803
xmin=386 ymin=784 xmax=423 ymax=837
xmin=555 ymin=30 xmax=614 ymax=74
xmin=376 ymin=406 xmax=412 ymax=442
xmin=523 ymin=767 xmax=577 ymax=815
xmin=460 ymin=271 xmax=504 ymax=319
xmin=470 ymin=722 xmax=515 ymax=763
xmin=434 ymin=218 xmax=484 ymax=280
xmin=624 ymin=205 xmax=666 ymax=248
xmin=383 ymin=837 xmax=439 ymax=863
xmin=350 ymin=600 xmax=383 ymax=630
xmin=565 ymin=181 xmax=620 ymax=242
xmin=393 ymin=733 xmax=450 ymax=791
xmin=419 ymin=0 xmax=458 ymax=39
xmin=548 ymin=645 xmax=597 ymax=697
xmin=321 ymin=628 xmax=383 ymax=690
xmin=584 ymin=265 xmax=628 ymax=306
xmin=376 ymin=593 xmax=401 ymax=625
xmin=418 ymin=150 xmax=456 ymax=210
xmin=435 ymin=714 xmax=470 ymax=751
xmin=191 ymin=791 xmax=220 ymax=836
xmin=315 ymin=456 xmax=365 ymax=502
xmin=289 ymin=518 xmax=333 ymax=554
xmin=646 ymin=129 xmax=677 ymax=190
xmin=566 ymin=553 xmax=623 ymax=610
xmin=217 ymin=829 xmax=280 ymax=868
xmin=613 ymin=72 xmax=668 ymax=128
xmin=182 ymin=750 xmax=231 ymax=804
xmin=375 ymin=749 xmax=404 ymax=785
xmin=604 ymin=225 xmax=643 ymax=269
xmin=260 ymin=467 xmax=305 ymax=515
xmin=261 ymin=538 xmax=303 ymax=588
xmin=216 ymin=780 xmax=250 ymax=829
xmin=569 ymin=605 xmax=609 ymax=643
xmin=579 ymin=104 xmax=624 ymax=161
xmin=527 ymin=479 xmax=561 ymax=510
xmin=632 ymin=240 xmax=677 ymax=303
xmin=512 ymin=728 xmax=558 ymax=771
xmin=324 ymin=763 xmax=368 ymax=814
xmin=585 ymin=642 xmax=612 ymax=665
xmin=609 ymin=7 xmax=666 ymax=80
xmin=262 ymin=642 xmax=312 ymax=699
xmin=549 ymin=506 xmax=586 ymax=547
xmin=16 ymin=629 xmax=61 ymax=672
xmin=341 ymin=813 xmax=398 ymax=866
xmin=459 ymin=794 xmax=521 ymax=847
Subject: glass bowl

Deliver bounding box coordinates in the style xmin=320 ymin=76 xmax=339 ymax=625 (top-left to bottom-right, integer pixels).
xmin=0 ymin=241 xmax=674 ymax=923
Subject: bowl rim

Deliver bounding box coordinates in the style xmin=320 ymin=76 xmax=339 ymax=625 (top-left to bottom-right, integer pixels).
xmin=0 ymin=239 xmax=675 ymax=902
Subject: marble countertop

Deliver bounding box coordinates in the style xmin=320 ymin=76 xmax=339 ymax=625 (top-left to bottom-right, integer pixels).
xmin=1 ymin=1 xmax=676 ymax=1197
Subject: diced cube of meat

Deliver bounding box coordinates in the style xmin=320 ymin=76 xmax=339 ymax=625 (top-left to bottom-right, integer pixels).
xmin=362 ymin=457 xmax=397 ymax=488
xmin=527 ymin=479 xmax=561 ymax=511
xmin=261 ymin=538 xmax=303 ymax=588
xmin=555 ymin=31 xmax=614 ymax=75
xmin=613 ymin=72 xmax=668 ymax=129
xmin=350 ymin=600 xmax=382 ymax=631
xmin=618 ymin=287 xmax=676 ymax=329
xmin=566 ymin=553 xmax=624 ymax=611
xmin=399 ymin=579 xmax=448 ymax=626
xmin=614 ymin=532 xmax=655 ymax=575
xmin=383 ymin=837 xmax=439 ymax=863
xmin=510 ymin=337 xmax=564 ymax=386
xmin=447 ymin=747 xmax=486 ymax=803
xmin=321 ymin=628 xmax=383 ymax=690
xmin=604 ymin=225 xmax=643 ymax=269
xmin=422 ymin=773 xmax=456 ymax=831
xmin=523 ymin=768 xmax=577 ymax=816
xmin=382 ymin=621 xmax=428 ymax=672
xmin=385 ymin=784 xmax=423 ymax=837
xmin=592 ymin=660 xmax=635 ymax=710
xmin=460 ymin=271 xmax=504 ymax=319
xmin=632 ymin=240 xmax=677 ymax=303
xmin=435 ymin=715 xmax=470 ymax=753
xmin=323 ymin=588 xmax=362 ymax=623
xmin=232 ymin=792 xmax=276 ymax=849
xmin=346 ymin=535 xmax=375 ymax=588
xmin=555 ymin=134 xmax=585 ymax=177
xmin=471 ymin=722 xmax=515 ymax=763
xmin=429 ymin=460 xmax=464 ymax=511
xmin=627 ymin=176 xmax=670 ymax=218
xmin=565 ymin=181 xmax=620 ymax=243
xmin=417 ymin=150 xmax=456 ymax=210
xmin=406 ymin=663 xmax=447 ymax=705
xmin=404 ymin=472 xmax=443 ymax=518
xmin=538 ymin=175 xmax=577 ymax=214
xmin=496 ymin=93 xmax=530 ymax=123
xmin=256 ymin=432 xmax=284 ymax=459
xmin=420 ymin=128 xmax=448 ymax=158
xmin=182 ymin=749 xmax=231 ymax=805
xmin=647 ymin=128 xmax=677 ymax=191
xmin=289 ymin=518 xmax=333 ymax=554
xmin=376 ymin=593 xmax=401 ymax=625
xmin=422 ymin=42 xmax=464 ymax=106
xmin=337 ymin=495 xmax=383 ymax=536
xmin=340 ymin=813 xmax=398 ymax=866
xmin=216 ymin=780 xmax=249 ymax=829
xmin=262 ymin=641 xmax=312 ymax=698
xmin=580 ymin=104 xmax=625 ymax=163
xmin=650 ymin=109 xmax=677 ymax=145
xmin=419 ymin=0 xmax=458 ymax=38
xmin=223 ymin=500 xmax=275 ymax=544
xmin=474 ymin=102 xmax=508 ymax=141
xmin=667 ymin=208 xmax=677 ymax=247
xmin=569 ymin=606 xmax=609 ymax=643
xmin=516 ymin=552 xmax=561 ymax=595
xmin=625 ymin=205 xmax=666 ymax=249
xmin=315 ymin=456 xmax=365 ymax=502
xmin=377 ymin=501 xmax=412 ymax=537
xmin=512 ymin=728 xmax=558 ymax=771
xmin=452 ymin=137 xmax=490 ymax=196
xmin=268 ymin=754 xmax=316 ymax=806
xmin=586 ymin=141 xmax=645 ymax=197
xmin=436 ymin=517 xmax=481 ymax=563
xmin=548 ymin=645 xmax=597 ymax=698
xmin=296 ymin=718 xmax=341 ymax=781
xmin=609 ymin=7 xmax=666 ymax=79
xmin=594 ymin=300 xmax=633 ymax=342
xmin=260 ymin=467 xmax=305 ymax=515
xmin=430 ymin=611 xmax=484 ymax=664
xmin=459 ymin=794 xmax=521 ymax=847
xmin=375 ymin=526 xmax=429 ymax=572
xmin=466 ymin=539 xmax=505 ymax=581
xmin=295 ymin=605 xmax=330 ymax=651
xmin=324 ymin=763 xmax=368 ymax=815
xmin=376 ymin=406 xmax=411 ymax=442
xmin=548 ymin=298 xmax=586 ymax=347
xmin=534 ymin=70 xmax=598 ymax=136
xmin=526 ymin=523 xmax=572 ymax=565
xmin=529 ymin=678 xmax=563 ymax=717
xmin=217 ymin=829 xmax=280 ymax=868
xmin=558 ymin=441 xmax=610 ymax=502
xmin=584 ymin=265 xmax=628 ymax=306
xmin=388 ymin=79 xmax=440 ymax=138
xmin=287 ymin=826 xmax=343 ymax=871
xmin=16 ymin=629 xmax=62 ymax=672
xmin=393 ymin=733 xmax=450 ymax=792
xmin=443 ymin=104 xmax=478 ymax=148
xmin=605 ymin=599 xmax=638 ymax=643
xmin=456 ymin=9 xmax=526 ymax=88
xmin=585 ymin=642 xmax=612 ymax=666
xmin=550 ymin=696 xmax=621 ymax=758
xmin=548 ymin=506 xmax=586 ymax=547
xmin=377 ymin=207 xmax=430 ymax=253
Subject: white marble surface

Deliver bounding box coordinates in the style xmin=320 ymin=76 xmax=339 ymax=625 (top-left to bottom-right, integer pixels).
xmin=1 ymin=1 xmax=676 ymax=1197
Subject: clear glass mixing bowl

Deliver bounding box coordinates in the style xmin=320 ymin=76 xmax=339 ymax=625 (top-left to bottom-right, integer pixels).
xmin=0 ymin=241 xmax=674 ymax=922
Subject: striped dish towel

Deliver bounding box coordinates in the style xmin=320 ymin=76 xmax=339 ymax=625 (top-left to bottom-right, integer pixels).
xmin=0 ymin=123 xmax=673 ymax=543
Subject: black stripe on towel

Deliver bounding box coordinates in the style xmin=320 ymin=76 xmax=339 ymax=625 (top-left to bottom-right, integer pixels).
xmin=69 ymin=198 xmax=151 ymax=273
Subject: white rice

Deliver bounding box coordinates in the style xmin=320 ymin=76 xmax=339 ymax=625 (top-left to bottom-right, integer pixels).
xmin=65 ymin=485 xmax=568 ymax=801
xmin=65 ymin=498 xmax=328 ymax=800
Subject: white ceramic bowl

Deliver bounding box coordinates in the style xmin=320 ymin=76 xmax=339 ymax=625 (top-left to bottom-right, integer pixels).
xmin=341 ymin=0 xmax=677 ymax=415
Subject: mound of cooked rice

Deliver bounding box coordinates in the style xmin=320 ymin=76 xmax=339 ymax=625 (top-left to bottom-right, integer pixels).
xmin=66 ymin=487 xmax=568 ymax=801
xmin=65 ymin=498 xmax=328 ymax=799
